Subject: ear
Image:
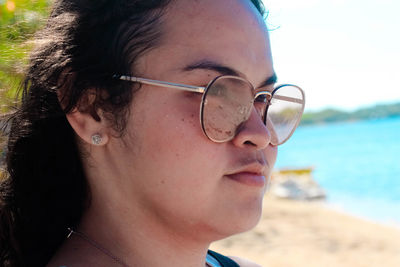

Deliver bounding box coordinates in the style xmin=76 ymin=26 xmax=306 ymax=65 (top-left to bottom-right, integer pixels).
xmin=57 ymin=84 xmax=111 ymax=146
xmin=65 ymin=109 xmax=110 ymax=146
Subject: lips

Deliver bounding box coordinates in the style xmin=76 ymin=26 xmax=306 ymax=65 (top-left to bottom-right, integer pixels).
xmin=226 ymin=172 xmax=266 ymax=187
xmin=225 ymin=163 xmax=267 ymax=187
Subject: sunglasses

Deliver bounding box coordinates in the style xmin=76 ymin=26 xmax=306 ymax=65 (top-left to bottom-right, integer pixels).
xmin=115 ymin=74 xmax=305 ymax=145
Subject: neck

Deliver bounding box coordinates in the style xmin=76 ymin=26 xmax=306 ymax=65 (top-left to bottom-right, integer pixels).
xmin=74 ymin=193 xmax=212 ymax=267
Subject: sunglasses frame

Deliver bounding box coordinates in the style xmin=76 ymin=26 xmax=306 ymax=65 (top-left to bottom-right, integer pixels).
xmin=115 ymin=74 xmax=305 ymax=145
xmin=265 ymin=84 xmax=306 ymax=145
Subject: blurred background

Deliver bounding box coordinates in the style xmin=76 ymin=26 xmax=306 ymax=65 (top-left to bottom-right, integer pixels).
xmin=266 ymin=0 xmax=400 ymax=225
xmin=1 ymin=0 xmax=400 ymax=266
xmin=0 ymin=0 xmax=49 ymax=113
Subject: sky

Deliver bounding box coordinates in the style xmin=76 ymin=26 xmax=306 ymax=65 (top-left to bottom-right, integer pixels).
xmin=263 ymin=0 xmax=400 ymax=111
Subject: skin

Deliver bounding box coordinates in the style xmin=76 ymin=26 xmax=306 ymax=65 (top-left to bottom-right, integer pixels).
xmin=48 ymin=0 xmax=276 ymax=266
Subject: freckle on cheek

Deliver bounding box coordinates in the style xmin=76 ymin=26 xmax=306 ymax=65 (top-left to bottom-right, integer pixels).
xmin=188 ymin=113 xmax=197 ymax=127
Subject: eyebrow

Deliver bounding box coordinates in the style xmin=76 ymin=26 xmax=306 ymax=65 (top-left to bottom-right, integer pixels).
xmin=259 ymin=72 xmax=278 ymax=88
xmin=182 ymin=60 xmax=277 ymax=88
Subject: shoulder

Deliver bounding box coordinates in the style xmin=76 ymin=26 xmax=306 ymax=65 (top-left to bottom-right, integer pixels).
xmin=208 ymin=250 xmax=263 ymax=267
xmin=228 ymin=256 xmax=263 ymax=267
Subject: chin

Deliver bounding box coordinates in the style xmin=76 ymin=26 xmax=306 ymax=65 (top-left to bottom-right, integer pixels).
xmin=213 ymin=197 xmax=264 ymax=239
xmin=235 ymin=203 xmax=263 ymax=233
xmin=213 ymin=214 xmax=262 ymax=243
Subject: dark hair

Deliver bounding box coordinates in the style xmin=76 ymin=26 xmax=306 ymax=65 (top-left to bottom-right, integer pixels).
xmin=0 ymin=1 xmax=265 ymax=266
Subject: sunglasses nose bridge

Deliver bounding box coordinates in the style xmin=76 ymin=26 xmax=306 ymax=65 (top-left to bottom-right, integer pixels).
xmin=252 ymin=91 xmax=272 ymax=119
xmin=254 ymin=91 xmax=272 ymax=100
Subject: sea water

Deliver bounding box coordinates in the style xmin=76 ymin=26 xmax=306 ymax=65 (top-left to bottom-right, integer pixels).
xmin=275 ymin=116 xmax=400 ymax=225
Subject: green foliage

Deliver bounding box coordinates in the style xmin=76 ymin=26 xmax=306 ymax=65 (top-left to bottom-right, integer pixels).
xmin=301 ymin=102 xmax=400 ymax=126
xmin=0 ymin=0 xmax=51 ymax=113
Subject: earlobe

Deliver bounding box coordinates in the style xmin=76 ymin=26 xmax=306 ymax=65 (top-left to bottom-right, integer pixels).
xmin=65 ymin=110 xmax=109 ymax=146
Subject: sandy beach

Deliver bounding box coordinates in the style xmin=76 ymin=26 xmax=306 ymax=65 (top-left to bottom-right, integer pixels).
xmin=210 ymin=195 xmax=400 ymax=267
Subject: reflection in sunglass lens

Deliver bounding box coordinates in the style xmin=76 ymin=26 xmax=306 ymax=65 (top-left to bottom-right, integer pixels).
xmin=265 ymin=85 xmax=304 ymax=145
xmin=201 ymin=76 xmax=304 ymax=145
xmin=201 ymin=77 xmax=254 ymax=142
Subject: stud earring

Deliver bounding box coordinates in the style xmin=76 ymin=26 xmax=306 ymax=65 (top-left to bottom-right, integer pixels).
xmin=91 ymin=134 xmax=102 ymax=145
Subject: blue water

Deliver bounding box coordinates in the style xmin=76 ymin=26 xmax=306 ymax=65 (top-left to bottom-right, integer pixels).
xmin=275 ymin=116 xmax=400 ymax=225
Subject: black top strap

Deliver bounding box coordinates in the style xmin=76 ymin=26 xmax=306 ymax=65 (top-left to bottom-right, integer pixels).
xmin=208 ymin=250 xmax=240 ymax=267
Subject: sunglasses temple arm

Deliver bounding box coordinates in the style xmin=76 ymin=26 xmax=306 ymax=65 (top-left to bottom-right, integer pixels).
xmin=117 ymin=75 xmax=205 ymax=93
xmin=273 ymin=95 xmax=304 ymax=104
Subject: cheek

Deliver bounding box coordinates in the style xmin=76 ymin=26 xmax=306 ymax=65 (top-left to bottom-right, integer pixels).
xmin=150 ymin=112 xmax=219 ymax=170
xmin=132 ymin=106 xmax=224 ymax=212
xmin=134 ymin=103 xmax=202 ymax=175
xmin=147 ymin=100 xmax=204 ymax=155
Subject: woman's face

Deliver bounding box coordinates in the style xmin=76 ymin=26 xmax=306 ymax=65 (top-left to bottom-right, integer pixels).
xmin=107 ymin=0 xmax=277 ymax=241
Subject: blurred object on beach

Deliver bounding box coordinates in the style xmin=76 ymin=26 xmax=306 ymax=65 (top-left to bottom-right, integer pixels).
xmin=270 ymin=167 xmax=326 ymax=201
xmin=211 ymin=195 xmax=400 ymax=267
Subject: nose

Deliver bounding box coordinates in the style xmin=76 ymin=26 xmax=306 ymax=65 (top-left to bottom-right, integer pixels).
xmin=231 ymin=106 xmax=272 ymax=149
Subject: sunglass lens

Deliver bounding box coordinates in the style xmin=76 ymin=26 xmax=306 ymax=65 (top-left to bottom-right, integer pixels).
xmin=201 ymin=77 xmax=254 ymax=142
xmin=266 ymin=85 xmax=305 ymax=145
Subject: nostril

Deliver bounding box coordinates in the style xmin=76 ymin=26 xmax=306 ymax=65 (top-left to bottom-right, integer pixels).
xmin=244 ymin=140 xmax=257 ymax=147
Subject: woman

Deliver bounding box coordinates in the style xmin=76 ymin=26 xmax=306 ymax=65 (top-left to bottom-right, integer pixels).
xmin=0 ymin=0 xmax=305 ymax=266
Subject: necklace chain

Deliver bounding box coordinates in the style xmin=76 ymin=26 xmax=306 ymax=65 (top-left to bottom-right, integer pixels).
xmin=67 ymin=228 xmax=213 ymax=267
xmin=67 ymin=228 xmax=130 ymax=267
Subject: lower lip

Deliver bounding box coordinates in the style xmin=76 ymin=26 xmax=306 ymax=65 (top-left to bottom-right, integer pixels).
xmin=226 ymin=172 xmax=266 ymax=187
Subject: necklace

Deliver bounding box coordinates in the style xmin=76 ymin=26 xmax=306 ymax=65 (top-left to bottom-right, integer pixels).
xmin=67 ymin=228 xmax=213 ymax=267
xmin=67 ymin=228 xmax=130 ymax=267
